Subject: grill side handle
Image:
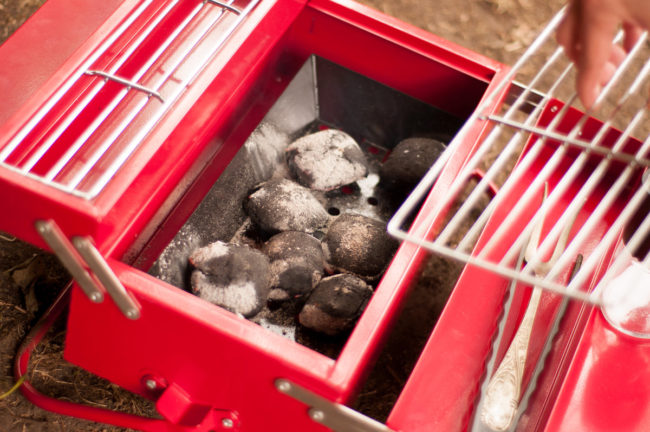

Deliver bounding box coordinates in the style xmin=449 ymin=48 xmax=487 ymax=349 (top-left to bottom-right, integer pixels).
xmin=35 ymin=220 xmax=104 ymax=304
xmin=72 ymin=236 xmax=141 ymax=320
xmin=35 ymin=219 xmax=140 ymax=320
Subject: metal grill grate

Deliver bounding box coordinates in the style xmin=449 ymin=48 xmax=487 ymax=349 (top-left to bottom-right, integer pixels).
xmin=388 ymin=8 xmax=650 ymax=309
xmin=0 ymin=0 xmax=259 ymax=200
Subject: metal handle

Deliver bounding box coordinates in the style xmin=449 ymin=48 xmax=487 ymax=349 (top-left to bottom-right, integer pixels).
xmin=72 ymin=237 xmax=141 ymax=320
xmin=275 ymin=379 xmax=395 ymax=432
xmin=35 ymin=220 xmax=104 ymax=304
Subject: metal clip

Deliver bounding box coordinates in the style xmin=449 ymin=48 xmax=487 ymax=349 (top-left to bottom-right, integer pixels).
xmin=72 ymin=237 xmax=141 ymax=320
xmin=275 ymin=379 xmax=395 ymax=432
xmin=85 ymin=70 xmax=164 ymax=102
xmin=35 ymin=220 xmax=104 ymax=304
xmin=205 ymin=0 xmax=242 ymax=14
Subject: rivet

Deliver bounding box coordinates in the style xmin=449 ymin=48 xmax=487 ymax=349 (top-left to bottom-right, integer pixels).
xmin=276 ymin=379 xmax=291 ymax=393
xmin=145 ymin=379 xmax=157 ymax=390
xmin=309 ymin=408 xmax=325 ymax=423
xmin=221 ymin=418 xmax=234 ymax=428
xmin=550 ymin=105 xmax=558 ymax=113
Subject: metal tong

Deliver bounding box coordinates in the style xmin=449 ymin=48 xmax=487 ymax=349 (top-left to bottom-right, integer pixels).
xmin=480 ymin=184 xmax=580 ymax=431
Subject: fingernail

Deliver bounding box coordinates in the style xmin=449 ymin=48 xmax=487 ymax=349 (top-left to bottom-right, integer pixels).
xmin=584 ymin=85 xmax=602 ymax=110
xmin=592 ymin=84 xmax=603 ymax=108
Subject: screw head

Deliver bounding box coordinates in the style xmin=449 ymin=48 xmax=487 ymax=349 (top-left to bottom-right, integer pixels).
xmin=221 ymin=418 xmax=234 ymax=428
xmin=145 ymin=379 xmax=157 ymax=390
xmin=275 ymin=379 xmax=291 ymax=393
xmin=309 ymin=409 xmax=325 ymax=423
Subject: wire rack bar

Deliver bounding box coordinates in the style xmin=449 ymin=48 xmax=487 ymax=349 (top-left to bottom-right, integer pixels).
xmin=84 ymin=0 xmax=260 ymax=198
xmin=388 ymin=6 xmax=650 ymax=305
xmin=17 ymin=0 xmax=178 ymax=175
xmin=0 ymin=0 xmax=257 ymax=200
xmin=53 ymin=0 xmax=208 ymax=189
xmin=0 ymin=0 xmax=155 ymax=164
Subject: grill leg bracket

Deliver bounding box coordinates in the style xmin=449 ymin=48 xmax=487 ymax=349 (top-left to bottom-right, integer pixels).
xmin=275 ymin=379 xmax=395 ymax=432
xmin=35 ymin=220 xmax=104 ymax=304
xmin=35 ymin=219 xmax=140 ymax=320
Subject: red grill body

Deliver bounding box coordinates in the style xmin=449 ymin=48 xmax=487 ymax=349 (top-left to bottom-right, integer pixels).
xmin=1 ymin=0 xmax=648 ymax=431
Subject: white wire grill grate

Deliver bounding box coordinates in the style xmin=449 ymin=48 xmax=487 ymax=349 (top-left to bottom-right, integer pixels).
xmin=388 ymin=8 xmax=650 ymax=307
xmin=0 ymin=0 xmax=259 ymax=200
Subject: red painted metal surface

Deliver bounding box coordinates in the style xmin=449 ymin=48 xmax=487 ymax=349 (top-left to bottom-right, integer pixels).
xmin=544 ymin=308 xmax=650 ymax=432
xmin=387 ymin=100 xmax=646 ymax=432
xmin=0 ymin=0 xmax=306 ymax=252
xmin=56 ymin=2 xmax=508 ymax=430
xmin=7 ymin=0 xmax=647 ymax=431
xmin=0 ymin=0 xmax=140 ymax=126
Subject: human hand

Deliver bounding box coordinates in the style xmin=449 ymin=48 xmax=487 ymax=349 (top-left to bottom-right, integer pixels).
xmin=556 ymin=0 xmax=650 ymax=108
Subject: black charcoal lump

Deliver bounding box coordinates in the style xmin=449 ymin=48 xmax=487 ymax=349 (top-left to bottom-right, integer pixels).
xmin=298 ymin=274 xmax=373 ymax=336
xmin=286 ymin=129 xmax=369 ymax=191
xmin=323 ymin=213 xmax=399 ymax=278
xmin=263 ymin=231 xmax=325 ymax=300
xmin=380 ymin=137 xmax=446 ymax=191
xmin=244 ymin=179 xmax=329 ymax=234
xmin=189 ymin=241 xmax=270 ymax=317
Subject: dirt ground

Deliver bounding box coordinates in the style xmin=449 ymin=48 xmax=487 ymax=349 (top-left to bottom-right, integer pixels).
xmin=0 ymin=0 xmax=564 ymax=431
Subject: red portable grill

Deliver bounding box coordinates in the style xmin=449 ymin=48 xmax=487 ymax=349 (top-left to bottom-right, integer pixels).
xmin=1 ymin=0 xmax=650 ymax=431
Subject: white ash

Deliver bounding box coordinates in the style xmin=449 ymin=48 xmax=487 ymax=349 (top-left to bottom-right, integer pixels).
xmin=255 ymin=317 xmax=296 ymax=340
xmin=286 ymin=129 xmax=369 ymax=191
xmin=191 ymin=274 xmax=260 ymax=317
xmin=323 ymin=213 xmax=399 ymax=279
xmin=268 ymin=288 xmax=291 ymax=302
xmin=188 ymin=241 xmax=230 ymax=267
xmin=245 ymin=122 xmax=290 ymax=182
xmin=263 ymin=231 xmax=324 ymax=265
xmin=244 ymin=179 xmax=329 ymax=234
xmin=149 ymin=224 xmax=202 ymax=288
xmin=189 ymin=241 xmax=270 ymax=317
xmin=298 ymin=274 xmax=373 ymax=336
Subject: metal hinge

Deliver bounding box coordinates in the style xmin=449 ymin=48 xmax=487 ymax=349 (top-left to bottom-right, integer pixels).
xmin=275 ymin=379 xmax=396 ymax=432
xmin=36 ymin=219 xmax=141 ymax=320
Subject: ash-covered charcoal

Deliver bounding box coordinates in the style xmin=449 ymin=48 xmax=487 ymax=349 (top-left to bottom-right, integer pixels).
xmin=244 ymin=179 xmax=329 ymax=235
xmin=379 ymin=137 xmax=446 ymax=191
xmin=189 ymin=241 xmax=270 ymax=317
xmin=286 ymin=129 xmax=369 ymax=191
xmin=298 ymin=274 xmax=373 ymax=336
xmin=323 ymin=213 xmax=398 ymax=278
xmin=263 ymin=231 xmax=325 ymax=300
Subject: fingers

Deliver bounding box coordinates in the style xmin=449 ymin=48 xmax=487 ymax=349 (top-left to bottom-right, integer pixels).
xmin=556 ymin=3 xmax=579 ymax=62
xmin=623 ymin=21 xmax=643 ymax=52
xmin=555 ymin=1 xmax=645 ymax=109
xmin=575 ymin=4 xmax=620 ymax=108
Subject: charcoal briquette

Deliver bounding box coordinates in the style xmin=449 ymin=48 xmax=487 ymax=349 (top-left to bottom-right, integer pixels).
xmin=263 ymin=231 xmax=325 ymax=298
xmin=286 ymin=129 xmax=369 ymax=191
xmin=323 ymin=213 xmax=398 ymax=278
xmin=298 ymin=274 xmax=373 ymax=336
xmin=244 ymin=179 xmax=329 ymax=235
xmin=380 ymin=137 xmax=446 ymax=191
xmin=189 ymin=241 xmax=270 ymax=317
